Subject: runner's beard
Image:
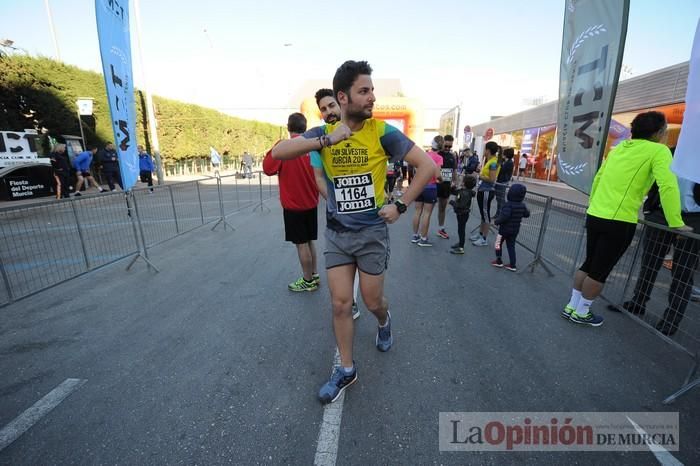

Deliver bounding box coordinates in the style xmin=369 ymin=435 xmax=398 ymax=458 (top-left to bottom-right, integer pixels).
xmin=324 ymin=113 xmax=340 ymax=124
xmin=346 ymin=106 xmax=372 ymax=121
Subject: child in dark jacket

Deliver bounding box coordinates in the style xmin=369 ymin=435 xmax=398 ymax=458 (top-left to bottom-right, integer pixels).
xmin=449 ymin=175 xmax=477 ymax=254
xmin=492 ymin=183 xmax=530 ymax=271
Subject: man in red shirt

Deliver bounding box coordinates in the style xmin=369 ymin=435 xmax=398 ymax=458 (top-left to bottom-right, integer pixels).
xmin=263 ymin=113 xmax=320 ymax=291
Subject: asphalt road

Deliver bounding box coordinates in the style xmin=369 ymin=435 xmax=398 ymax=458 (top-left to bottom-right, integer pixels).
xmin=0 ymin=198 xmax=698 ymax=465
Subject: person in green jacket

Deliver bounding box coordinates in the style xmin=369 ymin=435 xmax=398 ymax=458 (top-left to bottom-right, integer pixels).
xmin=562 ymin=111 xmax=692 ymax=327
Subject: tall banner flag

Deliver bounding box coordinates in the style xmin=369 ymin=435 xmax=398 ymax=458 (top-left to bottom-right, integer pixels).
xmin=672 ymin=19 xmax=700 ymax=183
xmin=557 ymin=0 xmax=629 ymax=193
xmin=95 ymin=0 xmax=139 ymax=190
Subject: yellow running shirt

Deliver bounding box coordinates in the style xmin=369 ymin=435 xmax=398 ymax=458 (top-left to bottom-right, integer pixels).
xmin=307 ymin=119 xmax=414 ymax=231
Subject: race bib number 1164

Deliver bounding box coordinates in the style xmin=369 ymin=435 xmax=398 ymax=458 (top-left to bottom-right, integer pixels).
xmin=333 ymin=172 xmax=376 ymax=214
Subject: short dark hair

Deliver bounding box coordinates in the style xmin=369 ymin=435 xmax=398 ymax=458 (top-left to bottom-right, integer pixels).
xmin=333 ymin=60 xmax=373 ymax=101
xmin=444 ymin=135 xmax=454 ymax=142
xmin=503 ymin=147 xmax=515 ymax=159
xmin=314 ymin=88 xmax=334 ymax=106
xmin=631 ymin=111 xmax=667 ymax=140
xmin=287 ymin=112 xmax=307 ymax=134
xmin=485 ymin=141 xmax=500 ymax=156
xmin=464 ymin=175 xmax=477 ymax=189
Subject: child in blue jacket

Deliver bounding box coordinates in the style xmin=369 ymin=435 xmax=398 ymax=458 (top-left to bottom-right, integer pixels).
xmin=492 ymin=183 xmax=530 ymax=271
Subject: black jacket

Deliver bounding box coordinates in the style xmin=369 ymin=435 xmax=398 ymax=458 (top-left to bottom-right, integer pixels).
xmin=497 ymin=159 xmax=514 ymax=183
xmin=449 ymin=186 xmax=474 ymax=214
xmin=494 ymin=183 xmax=530 ymax=236
xmin=98 ymin=148 xmax=120 ymax=172
xmin=49 ymin=151 xmax=70 ymax=174
xmin=644 ymin=181 xmax=700 ymax=230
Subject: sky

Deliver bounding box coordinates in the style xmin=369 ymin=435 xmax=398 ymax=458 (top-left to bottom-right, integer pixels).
xmin=1 ymin=0 xmax=699 ymax=130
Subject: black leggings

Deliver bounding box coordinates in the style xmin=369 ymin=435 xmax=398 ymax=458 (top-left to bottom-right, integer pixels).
xmin=477 ymin=190 xmax=495 ymax=223
xmin=456 ymin=213 xmax=469 ymax=247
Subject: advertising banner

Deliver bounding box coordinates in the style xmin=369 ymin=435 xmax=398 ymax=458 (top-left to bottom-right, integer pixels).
xmin=95 ymin=0 xmax=139 ymax=190
xmin=672 ymin=19 xmax=700 ymax=182
xmin=520 ymin=128 xmax=538 ymax=155
xmin=557 ymin=0 xmax=630 ymax=193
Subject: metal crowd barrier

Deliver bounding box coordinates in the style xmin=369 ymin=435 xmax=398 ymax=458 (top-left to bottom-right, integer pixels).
xmin=602 ymin=220 xmax=700 ymax=404
xmin=520 ymin=189 xmax=699 ymax=404
xmin=0 ymin=171 xmax=278 ymax=306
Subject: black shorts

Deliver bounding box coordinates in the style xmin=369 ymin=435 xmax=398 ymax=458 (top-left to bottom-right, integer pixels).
xmin=579 ymin=214 xmax=637 ymax=283
xmin=283 ymin=207 xmax=318 ymax=244
xmin=437 ymin=182 xmax=451 ymax=199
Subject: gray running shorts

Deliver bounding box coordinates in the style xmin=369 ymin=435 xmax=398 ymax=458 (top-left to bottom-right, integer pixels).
xmin=324 ymin=223 xmax=390 ymax=275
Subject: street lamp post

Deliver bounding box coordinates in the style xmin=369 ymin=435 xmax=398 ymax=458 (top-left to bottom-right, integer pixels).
xmin=44 ymin=0 xmax=61 ymax=61
xmin=133 ymin=0 xmax=165 ymax=184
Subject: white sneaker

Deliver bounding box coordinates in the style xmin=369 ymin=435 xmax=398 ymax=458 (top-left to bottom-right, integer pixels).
xmin=469 ymin=232 xmax=481 ymax=241
xmin=352 ymin=302 xmax=360 ymax=320
xmin=472 ymin=237 xmax=488 ymax=247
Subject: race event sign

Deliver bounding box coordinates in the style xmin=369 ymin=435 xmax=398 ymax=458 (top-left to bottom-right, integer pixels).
xmin=95 ymin=0 xmax=139 ymax=190
xmin=557 ymin=0 xmax=629 ymax=193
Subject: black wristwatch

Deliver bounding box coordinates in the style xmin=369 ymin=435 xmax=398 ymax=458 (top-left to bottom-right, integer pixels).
xmin=394 ymin=199 xmax=407 ymax=214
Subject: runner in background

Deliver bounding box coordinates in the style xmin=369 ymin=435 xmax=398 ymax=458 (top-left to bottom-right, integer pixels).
xmin=263 ymin=113 xmax=320 ymax=292
xmin=411 ymin=135 xmax=443 ymax=247
xmin=436 ymin=135 xmax=457 ymax=239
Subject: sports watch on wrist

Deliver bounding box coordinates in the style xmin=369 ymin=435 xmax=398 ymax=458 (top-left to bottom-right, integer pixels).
xmin=394 ymin=199 xmax=407 ymax=214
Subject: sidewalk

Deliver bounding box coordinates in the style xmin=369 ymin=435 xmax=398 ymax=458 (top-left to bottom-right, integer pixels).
xmin=517 ymin=178 xmax=589 ymax=205
xmin=0 ymin=201 xmax=697 ymax=464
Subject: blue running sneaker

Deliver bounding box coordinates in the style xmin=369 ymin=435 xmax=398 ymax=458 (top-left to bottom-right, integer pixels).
xmin=570 ymin=311 xmax=604 ymax=327
xmin=318 ymin=365 xmax=357 ymax=404
xmin=376 ymin=311 xmax=393 ymax=351
xmin=411 ymin=234 xmax=420 ymax=244
xmin=417 ymin=238 xmax=433 ymax=247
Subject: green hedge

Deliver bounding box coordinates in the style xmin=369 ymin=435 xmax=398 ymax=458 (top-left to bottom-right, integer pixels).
xmin=0 ymin=55 xmax=284 ymax=160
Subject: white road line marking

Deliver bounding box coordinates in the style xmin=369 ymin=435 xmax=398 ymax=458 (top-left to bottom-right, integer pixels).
xmin=314 ymin=349 xmax=345 ymax=466
xmin=0 ymin=378 xmax=87 ymax=452
xmin=626 ymin=416 xmax=683 ymax=466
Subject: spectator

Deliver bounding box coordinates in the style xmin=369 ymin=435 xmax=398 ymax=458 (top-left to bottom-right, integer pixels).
xmin=98 ymin=143 xmax=122 ymax=191
xmin=50 ymin=143 xmax=71 ymax=199
xmin=138 ymin=145 xmax=155 ymax=192
xmin=464 ymin=149 xmax=480 ymax=175
xmin=518 ymin=153 xmax=528 ymax=180
xmin=73 ymin=146 xmax=104 ymax=195
xmin=495 ymin=147 xmax=515 ymax=218
xmin=210 ymin=146 xmax=221 ymax=172
xmin=491 ymin=183 xmax=530 ymax=272
xmin=448 ymin=174 xmax=477 ymax=255
xmin=471 ymin=142 xmax=501 ymax=246
xmin=563 ymin=111 xmax=690 ymax=327
xmin=242 ymin=151 xmax=253 ymax=178
xmin=612 ymin=148 xmax=700 ymax=336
